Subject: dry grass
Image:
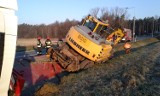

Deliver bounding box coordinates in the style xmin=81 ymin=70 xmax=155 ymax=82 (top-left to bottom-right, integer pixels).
xmin=26 ymin=37 xmax=160 ymax=96
xmin=34 ymin=83 xmax=59 ymax=96
xmin=17 ymin=38 xmax=59 ymax=46
xmin=16 ymin=38 xmax=59 ymax=51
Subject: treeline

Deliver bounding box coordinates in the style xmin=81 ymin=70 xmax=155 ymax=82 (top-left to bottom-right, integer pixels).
xmin=18 ymin=19 xmax=79 ymax=38
xmin=18 ymin=7 xmax=160 ymax=38
xmin=89 ymin=7 xmax=160 ymax=36
xmin=129 ymin=17 xmax=160 ymax=36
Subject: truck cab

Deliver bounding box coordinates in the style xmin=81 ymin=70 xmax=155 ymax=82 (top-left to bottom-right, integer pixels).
xmin=0 ymin=0 xmax=18 ymax=95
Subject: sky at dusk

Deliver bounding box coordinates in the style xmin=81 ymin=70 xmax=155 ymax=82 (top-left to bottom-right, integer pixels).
xmin=16 ymin=0 xmax=160 ymax=24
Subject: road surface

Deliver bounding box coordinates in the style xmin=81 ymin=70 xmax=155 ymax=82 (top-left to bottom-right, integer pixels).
xmin=135 ymin=35 xmax=153 ymax=41
xmin=15 ymin=48 xmax=46 ymax=58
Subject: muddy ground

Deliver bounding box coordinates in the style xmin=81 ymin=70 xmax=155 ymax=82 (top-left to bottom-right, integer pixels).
xmin=21 ymin=37 xmax=160 ymax=96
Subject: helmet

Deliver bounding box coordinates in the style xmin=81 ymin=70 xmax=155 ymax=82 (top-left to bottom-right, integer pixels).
xmin=37 ymin=36 xmax=41 ymax=40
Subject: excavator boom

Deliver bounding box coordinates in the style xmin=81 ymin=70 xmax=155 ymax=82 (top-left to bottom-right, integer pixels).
xmin=106 ymin=28 xmax=125 ymax=45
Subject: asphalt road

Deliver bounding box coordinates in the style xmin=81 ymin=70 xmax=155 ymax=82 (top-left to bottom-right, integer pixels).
xmin=15 ymin=48 xmax=46 ymax=58
xmin=135 ymin=35 xmax=153 ymax=41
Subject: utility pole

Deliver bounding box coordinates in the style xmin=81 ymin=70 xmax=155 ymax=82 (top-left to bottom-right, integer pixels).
xmin=152 ymin=19 xmax=154 ymax=37
xmin=125 ymin=7 xmax=135 ymax=42
xmin=133 ymin=7 xmax=136 ymax=42
xmin=133 ymin=16 xmax=135 ymax=42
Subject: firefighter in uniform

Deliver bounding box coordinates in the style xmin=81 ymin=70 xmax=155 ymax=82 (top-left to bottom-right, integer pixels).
xmin=45 ymin=37 xmax=52 ymax=54
xmin=124 ymin=41 xmax=131 ymax=54
xmin=37 ymin=36 xmax=43 ymax=55
xmin=57 ymin=38 xmax=63 ymax=47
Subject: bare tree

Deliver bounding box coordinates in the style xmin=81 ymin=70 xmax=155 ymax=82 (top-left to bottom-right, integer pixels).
xmin=100 ymin=7 xmax=109 ymax=21
xmin=89 ymin=7 xmax=129 ymax=28
xmin=89 ymin=7 xmax=100 ymax=18
xmin=110 ymin=7 xmax=125 ymax=18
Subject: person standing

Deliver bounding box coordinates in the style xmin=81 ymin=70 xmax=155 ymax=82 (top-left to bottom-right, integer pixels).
xmin=57 ymin=38 xmax=63 ymax=47
xmin=45 ymin=37 xmax=52 ymax=54
xmin=37 ymin=36 xmax=43 ymax=55
xmin=124 ymin=41 xmax=131 ymax=54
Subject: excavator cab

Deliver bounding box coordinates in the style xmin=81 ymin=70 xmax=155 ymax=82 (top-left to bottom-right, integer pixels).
xmin=81 ymin=15 xmax=113 ymax=40
xmin=81 ymin=15 xmax=125 ymax=45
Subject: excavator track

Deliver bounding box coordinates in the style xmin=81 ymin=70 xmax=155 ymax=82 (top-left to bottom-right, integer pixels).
xmin=48 ymin=42 xmax=94 ymax=72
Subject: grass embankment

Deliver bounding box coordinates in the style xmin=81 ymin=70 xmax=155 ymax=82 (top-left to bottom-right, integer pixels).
xmin=33 ymin=36 xmax=160 ymax=96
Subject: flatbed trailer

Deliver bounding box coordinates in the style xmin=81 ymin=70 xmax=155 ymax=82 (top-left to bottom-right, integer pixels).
xmin=10 ymin=55 xmax=63 ymax=95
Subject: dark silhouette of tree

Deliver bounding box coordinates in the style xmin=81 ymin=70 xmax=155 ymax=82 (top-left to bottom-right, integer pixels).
xmin=18 ymin=20 xmax=78 ymax=39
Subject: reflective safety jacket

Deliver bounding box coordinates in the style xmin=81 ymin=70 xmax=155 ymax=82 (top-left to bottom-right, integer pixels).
xmin=45 ymin=39 xmax=52 ymax=48
xmin=124 ymin=42 xmax=131 ymax=49
xmin=37 ymin=40 xmax=42 ymax=47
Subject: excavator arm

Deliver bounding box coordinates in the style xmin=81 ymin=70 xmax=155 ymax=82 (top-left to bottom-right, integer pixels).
xmin=106 ymin=28 xmax=124 ymax=45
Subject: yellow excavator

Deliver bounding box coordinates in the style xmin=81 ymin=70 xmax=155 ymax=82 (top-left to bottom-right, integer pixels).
xmin=0 ymin=0 xmax=126 ymax=94
xmin=48 ymin=15 xmax=125 ymax=72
